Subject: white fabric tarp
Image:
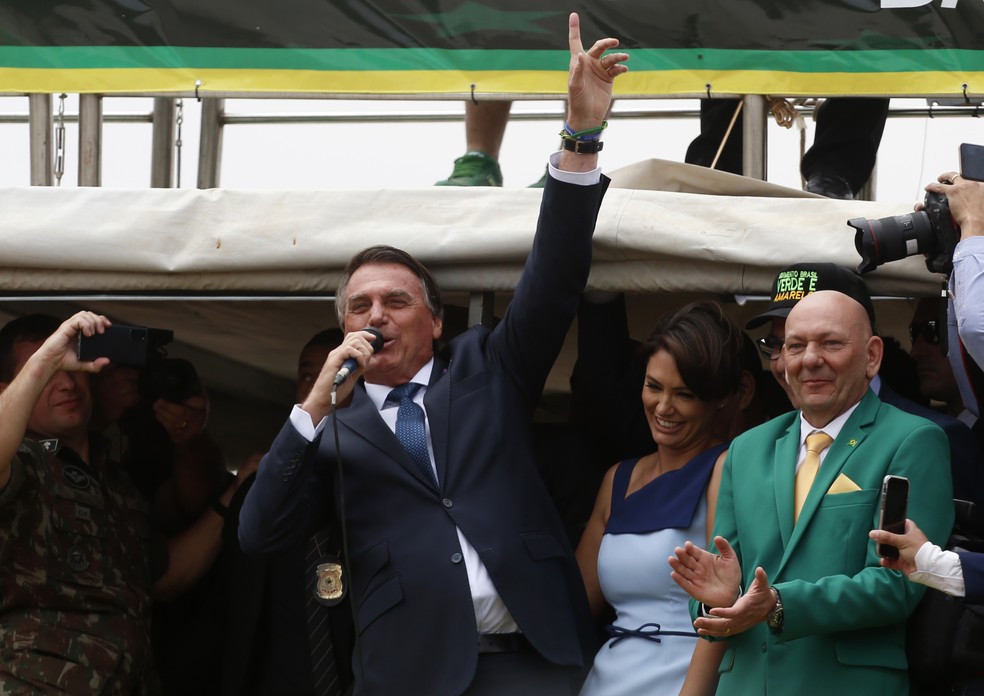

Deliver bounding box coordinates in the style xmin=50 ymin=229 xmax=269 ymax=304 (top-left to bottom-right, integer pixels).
xmin=0 ymin=160 xmax=942 ymax=461
xmin=0 ymin=159 xmax=941 ymax=297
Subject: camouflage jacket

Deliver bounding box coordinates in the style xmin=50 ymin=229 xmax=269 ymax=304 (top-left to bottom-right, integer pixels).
xmin=0 ymin=435 xmax=161 ymax=695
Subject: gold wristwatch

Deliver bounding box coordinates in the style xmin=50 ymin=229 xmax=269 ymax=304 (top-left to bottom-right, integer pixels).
xmin=766 ymin=586 xmax=784 ymax=634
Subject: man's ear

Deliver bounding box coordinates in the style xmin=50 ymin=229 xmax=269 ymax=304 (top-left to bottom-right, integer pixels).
xmin=866 ymin=335 xmax=884 ymax=379
xmin=737 ymin=370 xmax=756 ymax=410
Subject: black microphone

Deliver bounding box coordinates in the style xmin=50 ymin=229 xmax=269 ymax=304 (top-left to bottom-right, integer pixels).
xmin=333 ymin=327 xmax=384 ymax=387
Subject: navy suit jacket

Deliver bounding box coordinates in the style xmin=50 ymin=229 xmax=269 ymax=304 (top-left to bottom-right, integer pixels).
xmin=878 ymin=384 xmax=984 ymax=507
xmin=239 ymin=174 xmax=605 ymax=695
xmin=958 ymin=550 xmax=984 ymax=604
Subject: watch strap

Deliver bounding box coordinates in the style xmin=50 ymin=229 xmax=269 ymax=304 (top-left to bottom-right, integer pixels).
xmin=767 ymin=585 xmax=784 ymax=633
xmin=561 ymin=138 xmax=604 ymax=154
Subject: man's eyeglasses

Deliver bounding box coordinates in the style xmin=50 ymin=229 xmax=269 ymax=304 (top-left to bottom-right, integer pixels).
xmin=756 ymin=334 xmax=784 ymax=361
xmin=909 ymin=320 xmax=940 ymax=346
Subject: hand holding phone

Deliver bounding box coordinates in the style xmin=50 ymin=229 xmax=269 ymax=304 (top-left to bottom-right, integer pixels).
xmin=876 ymin=475 xmax=909 ymax=559
xmin=77 ymin=324 xmax=174 ymax=366
xmin=959 ymin=143 xmax=984 ymax=183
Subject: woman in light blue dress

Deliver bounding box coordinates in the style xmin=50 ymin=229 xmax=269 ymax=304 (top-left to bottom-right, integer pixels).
xmin=576 ymin=301 xmax=745 ymax=696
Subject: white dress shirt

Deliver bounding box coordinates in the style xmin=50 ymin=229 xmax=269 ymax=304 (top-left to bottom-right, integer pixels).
xmin=911 ymin=542 xmax=966 ymax=597
xmin=795 ymin=398 xmax=861 ymax=472
xmin=948 ymin=235 xmax=984 ymax=418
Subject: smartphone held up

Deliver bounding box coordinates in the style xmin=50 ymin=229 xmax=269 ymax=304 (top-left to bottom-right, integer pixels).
xmin=876 ymin=475 xmax=910 ymax=560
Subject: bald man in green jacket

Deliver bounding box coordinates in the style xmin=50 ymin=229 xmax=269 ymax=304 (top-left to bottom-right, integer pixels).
xmin=670 ymin=290 xmax=954 ymax=695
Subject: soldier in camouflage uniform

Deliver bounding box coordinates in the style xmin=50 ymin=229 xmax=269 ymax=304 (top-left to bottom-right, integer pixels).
xmin=0 ymin=312 xmax=162 ymax=694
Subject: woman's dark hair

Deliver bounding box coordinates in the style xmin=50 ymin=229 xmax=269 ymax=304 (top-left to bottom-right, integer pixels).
xmin=639 ymin=301 xmax=743 ymax=402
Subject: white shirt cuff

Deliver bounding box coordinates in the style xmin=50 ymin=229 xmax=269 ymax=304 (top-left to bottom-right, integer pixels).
xmin=910 ymin=541 xmax=965 ymax=598
xmin=699 ymin=585 xmax=743 ymax=616
xmin=547 ymin=151 xmax=602 ymax=186
xmin=289 ymin=404 xmax=327 ymax=442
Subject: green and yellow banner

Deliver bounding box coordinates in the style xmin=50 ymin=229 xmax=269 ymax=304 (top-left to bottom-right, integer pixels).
xmin=1 ymin=0 xmax=982 ymax=97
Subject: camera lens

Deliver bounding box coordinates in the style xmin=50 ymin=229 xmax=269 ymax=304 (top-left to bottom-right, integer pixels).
xmin=849 ymin=211 xmax=934 ymax=274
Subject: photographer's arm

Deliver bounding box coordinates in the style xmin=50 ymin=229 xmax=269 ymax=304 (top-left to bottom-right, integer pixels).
xmin=928 ymin=174 xmax=984 ymax=368
xmin=929 ymin=173 xmax=984 ymax=239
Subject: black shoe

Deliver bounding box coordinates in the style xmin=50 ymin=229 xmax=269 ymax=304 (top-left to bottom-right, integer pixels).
xmin=804 ymin=174 xmax=855 ymax=200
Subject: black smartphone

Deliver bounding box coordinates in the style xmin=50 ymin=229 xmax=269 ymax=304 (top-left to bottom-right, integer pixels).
xmin=876 ymin=475 xmax=910 ymax=559
xmin=77 ymin=324 xmax=152 ymax=366
xmin=959 ymin=143 xmax=984 ymax=183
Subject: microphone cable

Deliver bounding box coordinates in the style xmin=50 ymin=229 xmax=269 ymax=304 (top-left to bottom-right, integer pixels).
xmin=330 ymin=382 xmax=371 ymax=696
xmin=326 ymin=327 xmax=384 ymax=696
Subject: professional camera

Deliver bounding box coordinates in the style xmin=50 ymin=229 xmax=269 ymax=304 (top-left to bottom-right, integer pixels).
xmin=77 ymin=323 xmax=200 ymax=403
xmin=849 ymin=142 xmax=984 ymax=275
xmin=849 ymin=190 xmax=958 ymax=275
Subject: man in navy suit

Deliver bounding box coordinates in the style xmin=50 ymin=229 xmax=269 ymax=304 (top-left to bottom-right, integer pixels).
xmin=240 ymin=14 xmax=628 ymax=695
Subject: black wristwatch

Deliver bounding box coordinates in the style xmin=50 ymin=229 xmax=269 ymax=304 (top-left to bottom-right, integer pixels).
xmin=561 ymin=138 xmax=604 ymax=154
xmin=766 ymin=586 xmax=784 ymax=634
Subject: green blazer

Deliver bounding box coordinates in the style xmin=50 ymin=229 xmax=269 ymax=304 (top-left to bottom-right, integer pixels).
xmin=696 ymin=389 xmax=954 ymax=696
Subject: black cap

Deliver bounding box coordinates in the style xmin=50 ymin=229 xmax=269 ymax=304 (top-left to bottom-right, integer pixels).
xmin=745 ymin=263 xmax=876 ymax=330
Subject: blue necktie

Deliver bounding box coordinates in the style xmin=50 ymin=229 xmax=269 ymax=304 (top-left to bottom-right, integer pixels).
xmin=388 ymin=383 xmax=438 ymax=488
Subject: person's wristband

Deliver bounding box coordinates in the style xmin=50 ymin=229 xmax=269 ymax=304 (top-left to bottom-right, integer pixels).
xmin=560 ymin=120 xmax=607 ymax=141
xmin=210 ymin=495 xmax=229 ymax=519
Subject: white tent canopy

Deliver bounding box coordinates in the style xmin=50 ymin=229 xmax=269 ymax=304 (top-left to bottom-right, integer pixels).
xmin=0 ymin=159 xmax=938 ymax=297
xmin=0 ymin=159 xmax=940 ymax=460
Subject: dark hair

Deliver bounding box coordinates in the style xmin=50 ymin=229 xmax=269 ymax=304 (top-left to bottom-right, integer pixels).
xmin=0 ymin=314 xmax=61 ymax=382
xmin=335 ymin=245 xmax=443 ymax=326
xmin=303 ymin=328 xmax=344 ymax=352
xmin=879 ymin=334 xmax=927 ymax=407
xmin=640 ymin=301 xmax=742 ymax=402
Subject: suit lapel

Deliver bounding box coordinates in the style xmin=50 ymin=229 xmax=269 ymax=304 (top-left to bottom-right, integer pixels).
xmin=336 ymin=383 xmax=437 ymax=491
xmin=424 ymin=354 xmax=451 ymax=490
xmin=774 ymin=420 xmax=802 ymax=548
xmin=778 ymin=389 xmax=879 ymax=574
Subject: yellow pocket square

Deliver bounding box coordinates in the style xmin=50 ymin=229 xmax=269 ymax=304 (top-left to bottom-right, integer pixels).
xmin=827 ymin=473 xmax=862 ymax=494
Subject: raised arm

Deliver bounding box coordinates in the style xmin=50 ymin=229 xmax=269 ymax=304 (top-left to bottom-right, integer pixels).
xmin=558 ymin=12 xmax=628 ymax=174
xmin=486 ymin=14 xmax=628 ymax=401
xmin=930 ymin=172 xmax=984 ymax=367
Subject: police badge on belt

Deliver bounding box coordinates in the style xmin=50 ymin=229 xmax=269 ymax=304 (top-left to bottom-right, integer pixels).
xmin=313 ymin=555 xmax=346 ymax=606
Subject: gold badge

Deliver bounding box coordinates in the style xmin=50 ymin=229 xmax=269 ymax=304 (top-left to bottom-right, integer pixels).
xmin=315 ymin=562 xmax=345 ymax=604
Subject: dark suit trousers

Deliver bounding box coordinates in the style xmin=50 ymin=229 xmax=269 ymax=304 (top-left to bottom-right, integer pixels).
xmin=460 ymin=653 xmax=586 ymax=696
xmin=685 ymin=96 xmax=889 ymax=193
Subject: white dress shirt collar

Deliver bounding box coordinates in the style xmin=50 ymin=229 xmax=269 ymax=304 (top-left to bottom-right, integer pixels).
xmin=364 ymin=358 xmax=435 ymax=411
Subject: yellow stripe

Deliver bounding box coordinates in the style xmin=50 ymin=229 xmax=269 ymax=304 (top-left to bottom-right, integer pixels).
xmin=1 ymin=67 xmax=980 ymax=97
xmin=633 ymin=70 xmax=984 ymax=97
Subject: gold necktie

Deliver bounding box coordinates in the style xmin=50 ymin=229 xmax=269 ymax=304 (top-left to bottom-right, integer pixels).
xmin=794 ymin=431 xmax=834 ymax=523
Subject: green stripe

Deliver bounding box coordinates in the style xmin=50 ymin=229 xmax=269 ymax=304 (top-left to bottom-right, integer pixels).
xmin=1 ymin=46 xmax=982 ymax=73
